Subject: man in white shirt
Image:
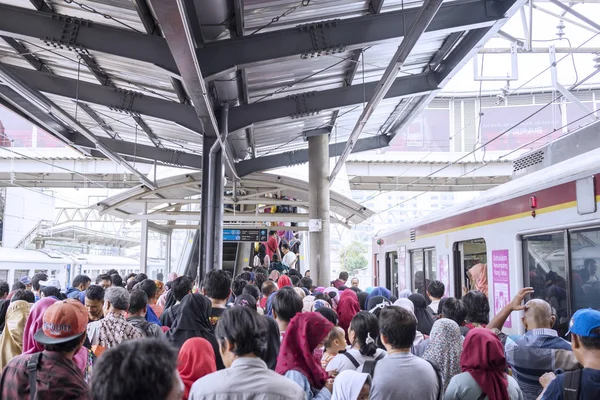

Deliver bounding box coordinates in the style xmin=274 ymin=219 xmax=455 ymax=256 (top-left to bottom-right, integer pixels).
xmin=427 ymin=280 xmax=445 ymax=315
xmin=281 ymin=243 xmax=297 ymax=269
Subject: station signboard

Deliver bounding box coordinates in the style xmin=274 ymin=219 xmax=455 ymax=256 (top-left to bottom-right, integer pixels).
xmin=222 ymin=229 xmax=268 ymax=242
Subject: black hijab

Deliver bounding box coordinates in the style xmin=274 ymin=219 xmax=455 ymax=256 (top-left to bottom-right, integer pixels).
xmin=163 ymin=289 xmax=177 ymax=311
xmin=409 ymin=293 xmax=435 ymax=336
xmin=0 ymin=299 xmax=9 ymax=331
xmin=357 ymin=292 xmax=369 ymax=311
xmin=166 ymin=293 xmax=224 ymax=369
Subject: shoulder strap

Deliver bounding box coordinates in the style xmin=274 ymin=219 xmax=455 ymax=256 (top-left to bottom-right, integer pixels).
xmin=374 ymin=351 xmax=385 ymax=361
xmin=362 ymin=357 xmax=382 ymax=378
xmin=426 ymin=360 xmax=444 ymax=400
xmin=342 ymin=352 xmax=360 ymax=368
xmin=563 ymin=369 xmax=582 ymax=400
xmin=476 ymin=392 xmax=487 ymax=400
xmin=27 ymin=352 xmax=42 ymax=400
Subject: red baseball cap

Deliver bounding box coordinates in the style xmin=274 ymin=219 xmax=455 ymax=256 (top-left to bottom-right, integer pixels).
xmin=34 ymin=299 xmax=88 ymax=344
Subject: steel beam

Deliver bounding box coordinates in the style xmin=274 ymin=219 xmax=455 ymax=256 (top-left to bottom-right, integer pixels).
xmin=79 ymin=53 xmax=115 ymax=88
xmin=548 ymin=0 xmax=600 ymax=31
xmin=0 ymin=3 xmax=178 ymax=74
xmin=0 ymin=37 xmax=52 ymax=73
xmin=235 ymin=135 xmax=390 ymax=176
xmin=3 ymin=64 xmax=202 ymax=132
xmin=76 ymin=102 xmax=120 ymax=140
xmin=329 ymin=0 xmax=443 ymax=185
xmin=29 ymin=0 xmax=52 ymax=12
xmin=228 ymin=73 xmax=438 ymax=133
xmin=197 ymin=0 xmax=513 ymax=77
xmin=131 ymin=0 xmax=162 ymax=36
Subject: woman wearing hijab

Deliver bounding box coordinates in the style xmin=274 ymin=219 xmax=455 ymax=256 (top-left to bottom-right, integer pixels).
xmin=323 ymin=287 xmax=340 ymax=310
xmin=0 ymin=300 xmax=31 ymax=369
xmin=269 ymin=270 xmax=281 ymax=282
xmin=467 ymin=263 xmax=488 ymax=296
xmin=357 ymin=292 xmax=369 ymax=311
xmin=177 ymin=337 xmax=217 ymax=400
xmin=444 ymin=329 xmax=523 ymax=400
xmin=22 ymin=297 xmax=95 ymax=382
xmin=423 ymin=319 xmax=464 ymax=394
xmin=408 ymin=293 xmax=435 ymax=336
xmin=294 ymin=287 xmax=306 ymax=300
xmin=332 ymin=370 xmax=371 ymax=400
xmin=337 ymin=290 xmax=361 ymax=343
xmin=364 ymin=287 xmax=391 ymax=309
xmin=276 ymin=312 xmax=335 ymax=399
xmin=278 ymin=275 xmax=292 ymax=288
xmin=398 ymin=289 xmax=412 ymax=299
xmin=166 ymin=293 xmax=225 ymax=370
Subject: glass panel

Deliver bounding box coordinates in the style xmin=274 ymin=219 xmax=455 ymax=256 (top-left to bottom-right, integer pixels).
xmin=14 ymin=269 xmax=30 ymax=284
xmin=387 ymin=252 xmax=399 ymax=298
xmin=425 ymin=248 xmax=437 ymax=281
xmin=411 ymin=250 xmax=424 ymax=293
xmin=0 ymin=270 xmax=8 ymax=282
xmin=570 ymin=228 xmax=600 ymax=312
xmin=523 ymin=232 xmax=568 ymax=335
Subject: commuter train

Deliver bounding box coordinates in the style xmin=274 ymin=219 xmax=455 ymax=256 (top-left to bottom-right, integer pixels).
xmin=373 ymin=127 xmax=600 ymax=336
xmin=0 ymin=248 xmax=165 ymax=288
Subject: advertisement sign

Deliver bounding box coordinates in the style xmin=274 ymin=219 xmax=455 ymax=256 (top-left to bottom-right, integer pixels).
xmin=492 ymin=249 xmax=511 ymax=328
xmin=390 ymin=109 xmax=450 ymax=152
xmin=438 ymin=254 xmax=450 ymax=297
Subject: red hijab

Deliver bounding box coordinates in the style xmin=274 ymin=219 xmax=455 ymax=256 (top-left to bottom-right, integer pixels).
xmin=277 ymin=275 xmax=292 ymax=288
xmin=460 ymin=328 xmax=508 ymax=400
xmin=177 ymin=338 xmax=217 ymax=400
xmin=337 ymin=290 xmax=360 ymax=343
xmin=276 ymin=312 xmax=334 ymax=389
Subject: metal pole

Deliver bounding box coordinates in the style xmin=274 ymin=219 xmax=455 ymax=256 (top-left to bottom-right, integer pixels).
xmin=329 ymin=0 xmax=443 ymax=185
xmin=140 ymin=202 xmax=148 ymax=274
xmin=166 ymin=232 xmax=172 ymax=275
xmin=309 ymin=134 xmax=331 ymax=287
xmin=548 ymin=0 xmax=600 ymax=31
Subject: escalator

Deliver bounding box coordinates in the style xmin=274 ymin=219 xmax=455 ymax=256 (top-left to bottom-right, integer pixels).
xmin=181 ymin=232 xmax=244 ymax=282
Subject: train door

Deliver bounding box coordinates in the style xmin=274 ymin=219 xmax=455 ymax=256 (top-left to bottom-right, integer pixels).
xmin=385 ymin=251 xmax=399 ymax=297
xmin=410 ymin=248 xmax=436 ymax=296
xmin=453 ymin=239 xmax=487 ymax=298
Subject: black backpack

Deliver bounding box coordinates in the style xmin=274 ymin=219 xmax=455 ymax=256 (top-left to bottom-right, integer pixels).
xmin=563 ymin=369 xmax=582 ymax=400
xmin=342 ymin=351 xmax=385 ymax=377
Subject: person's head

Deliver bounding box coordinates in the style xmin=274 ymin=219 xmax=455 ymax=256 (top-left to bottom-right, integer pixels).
xmin=96 ymin=274 xmax=112 ymax=289
xmin=215 ymin=307 xmax=264 ymax=367
xmin=172 ymin=276 xmax=193 ymax=302
xmin=282 ymin=243 xmax=290 ymax=254
xmin=462 ymin=290 xmax=490 ymax=324
xmin=31 ymin=273 xmax=48 ymax=292
xmin=11 ymin=289 xmax=34 ymax=303
xmin=304 ymin=270 xmax=311 ymax=278
xmin=270 ymin=230 xmax=277 ymax=237
xmin=72 ymin=275 xmax=91 ymax=291
xmin=441 ymin=297 xmax=467 ymax=327
xmin=0 ymin=280 xmax=9 ymax=299
xmin=272 ymin=286 xmax=303 ymax=323
xmin=324 ymin=325 xmax=346 ymax=355
xmin=242 ymin=284 xmax=260 ymax=301
xmin=254 ymin=273 xmax=267 ymax=292
xmin=567 ymin=308 xmax=600 ymax=366
xmin=258 ymin=243 xmax=267 ymax=255
xmin=461 ymin=328 xmax=506 ymax=374
xmin=584 ymin=259 xmax=598 ymax=275
xmin=351 ymin=277 xmax=359 ymax=288
xmin=111 ymin=274 xmax=123 ymax=288
xmin=85 ymin=285 xmax=105 ymax=321
xmin=19 ymin=276 xmax=32 ymax=291
xmin=231 ymin=278 xmax=248 ymax=298
xmin=34 ymin=299 xmax=88 ymax=357
xmin=272 ymin=253 xmax=280 ymax=263
xmin=339 ymin=271 xmax=349 ymax=283
xmin=427 ymin=280 xmax=445 ymax=300
xmin=332 ymin=370 xmax=371 ymax=400
xmin=92 ymin=338 xmax=182 ymax=400
xmin=124 ymin=273 xmax=136 ymax=283
xmin=234 ymin=294 xmax=257 ymax=312
xmin=104 ymin=286 xmax=130 ymax=314
xmin=300 ymin=277 xmax=312 ymax=290
xmin=314 ymin=293 xmax=332 ymax=306
xmin=138 ymin=279 xmax=158 ymax=301
xmin=134 ymin=273 xmax=148 ymax=283
xmin=129 ymin=290 xmax=148 ymax=317
xmin=202 ymin=269 xmax=232 ymax=301
xmin=349 ymin=311 xmax=380 ymax=356
xmin=290 ymin=275 xmax=301 ymax=287
xmin=41 ymin=286 xmax=62 ymax=299
xmin=261 ymin=280 xmax=277 ymax=298
xmin=315 ymin=307 xmax=338 ymax=325
xmin=11 ymin=281 xmax=26 ymax=291
xmin=379 ymin=306 xmax=417 ymax=351
xmin=522 ymin=299 xmax=555 ymax=331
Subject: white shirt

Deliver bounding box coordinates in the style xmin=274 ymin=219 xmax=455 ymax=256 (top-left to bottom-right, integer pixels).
xmin=325 ymin=348 xmax=387 ymax=373
xmin=429 ymin=299 xmax=441 ymax=314
xmin=282 ymin=251 xmax=296 ymax=267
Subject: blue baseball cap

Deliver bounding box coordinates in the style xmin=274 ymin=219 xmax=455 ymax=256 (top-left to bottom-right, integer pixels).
xmin=567 ymin=308 xmax=600 ymax=337
xmin=19 ymin=276 xmax=32 ymax=285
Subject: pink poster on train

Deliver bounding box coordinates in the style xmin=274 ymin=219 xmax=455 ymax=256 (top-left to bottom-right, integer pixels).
xmin=438 ymin=255 xmax=450 ymax=297
xmin=492 ymin=250 xmax=511 ymax=328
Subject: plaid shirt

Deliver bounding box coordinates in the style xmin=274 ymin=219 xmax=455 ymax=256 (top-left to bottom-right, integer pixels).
xmin=505 ymin=328 xmax=579 ymax=400
xmin=0 ymin=351 xmax=91 ymax=400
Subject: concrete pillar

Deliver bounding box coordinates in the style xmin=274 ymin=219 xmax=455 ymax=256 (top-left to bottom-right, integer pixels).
xmin=211 ymin=148 xmax=224 ymax=271
xmin=308 ymin=134 xmax=331 ymax=287
xmin=199 ymin=138 xmax=214 ymax=283
xmin=140 ymin=202 xmax=148 ymax=274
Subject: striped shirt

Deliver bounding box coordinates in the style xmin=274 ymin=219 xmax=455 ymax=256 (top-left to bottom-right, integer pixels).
xmin=505 ymin=328 xmax=579 ymax=400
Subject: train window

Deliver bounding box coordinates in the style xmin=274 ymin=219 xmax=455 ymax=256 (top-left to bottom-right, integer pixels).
xmin=523 ymin=232 xmax=568 ymax=335
xmin=0 ymin=270 xmax=8 ymax=282
xmin=385 ymin=252 xmax=399 ymax=298
xmin=410 ymin=248 xmax=436 ymax=296
xmin=453 ymin=239 xmax=487 ymax=298
xmin=569 ymin=228 xmax=600 ymax=313
xmin=14 ymin=269 xmax=29 ymax=284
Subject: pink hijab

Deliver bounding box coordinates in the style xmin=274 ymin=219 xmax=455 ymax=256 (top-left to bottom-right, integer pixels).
xmin=23 ymin=297 xmax=87 ymax=372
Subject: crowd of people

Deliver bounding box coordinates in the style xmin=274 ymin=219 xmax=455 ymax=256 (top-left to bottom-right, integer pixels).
xmin=0 ymin=263 xmax=598 ymax=400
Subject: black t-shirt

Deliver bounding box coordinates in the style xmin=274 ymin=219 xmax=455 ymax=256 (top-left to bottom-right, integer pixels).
xmin=541 ymin=368 xmax=600 ymax=400
xmin=209 ymin=307 xmax=225 ymax=327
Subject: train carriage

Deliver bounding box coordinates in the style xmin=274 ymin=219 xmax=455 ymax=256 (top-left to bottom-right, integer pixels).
xmin=374 ymin=124 xmax=600 ymax=336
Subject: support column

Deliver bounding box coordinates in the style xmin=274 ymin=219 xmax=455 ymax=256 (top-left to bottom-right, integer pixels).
xmin=199 ymin=138 xmax=215 ymax=282
xmin=308 ymin=134 xmax=331 ymax=286
xmin=140 ymin=202 xmax=148 ymax=274
xmin=166 ymin=232 xmax=172 ymax=275
xmin=211 ymin=149 xmax=224 ymax=270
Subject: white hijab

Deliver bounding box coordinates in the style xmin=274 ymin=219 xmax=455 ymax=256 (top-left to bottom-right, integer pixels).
xmin=332 ymin=370 xmax=371 ymax=400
